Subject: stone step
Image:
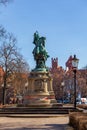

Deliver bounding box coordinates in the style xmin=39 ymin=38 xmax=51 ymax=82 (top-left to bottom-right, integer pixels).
xmin=0 ymin=107 xmax=78 ymax=114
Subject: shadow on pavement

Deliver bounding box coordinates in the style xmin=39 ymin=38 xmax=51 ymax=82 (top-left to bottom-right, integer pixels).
xmin=0 ymin=124 xmax=74 ymax=130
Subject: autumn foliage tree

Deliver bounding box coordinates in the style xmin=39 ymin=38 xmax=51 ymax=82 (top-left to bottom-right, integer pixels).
xmin=11 ymin=54 xmax=29 ymax=98
xmin=77 ymin=68 xmax=87 ymax=98
xmin=50 ymin=65 xmax=87 ymax=103
xmin=0 ymin=32 xmax=29 ymax=105
xmin=63 ymin=68 xmax=87 ymax=102
xmin=50 ymin=66 xmax=65 ymax=100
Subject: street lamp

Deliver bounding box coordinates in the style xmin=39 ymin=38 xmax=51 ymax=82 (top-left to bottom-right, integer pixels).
xmin=72 ymin=55 xmax=79 ymax=109
xmin=61 ymin=81 xmax=65 ymax=104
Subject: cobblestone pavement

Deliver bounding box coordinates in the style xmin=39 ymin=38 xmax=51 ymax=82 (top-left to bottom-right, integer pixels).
xmin=0 ymin=115 xmax=74 ymax=130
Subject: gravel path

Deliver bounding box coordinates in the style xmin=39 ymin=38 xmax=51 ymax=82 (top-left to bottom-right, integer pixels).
xmin=0 ymin=115 xmax=74 ymax=130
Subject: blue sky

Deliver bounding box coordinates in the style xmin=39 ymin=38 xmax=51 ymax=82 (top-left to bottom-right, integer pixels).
xmin=0 ymin=0 xmax=87 ymax=70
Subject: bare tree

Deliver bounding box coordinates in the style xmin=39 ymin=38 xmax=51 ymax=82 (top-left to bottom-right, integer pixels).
xmin=0 ymin=26 xmax=7 ymax=43
xmin=14 ymin=53 xmax=29 ymax=73
xmin=0 ymin=33 xmax=29 ymax=105
xmin=0 ymin=0 xmax=13 ymax=40
xmin=11 ymin=54 xmax=29 ymax=97
xmin=0 ymin=33 xmax=17 ymax=104
xmin=0 ymin=0 xmax=12 ymax=5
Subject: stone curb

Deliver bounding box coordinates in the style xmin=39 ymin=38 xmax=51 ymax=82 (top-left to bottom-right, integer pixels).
xmin=0 ymin=114 xmax=69 ymax=118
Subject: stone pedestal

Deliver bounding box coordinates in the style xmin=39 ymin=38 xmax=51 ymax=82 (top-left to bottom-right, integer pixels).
xmin=23 ymin=71 xmax=57 ymax=107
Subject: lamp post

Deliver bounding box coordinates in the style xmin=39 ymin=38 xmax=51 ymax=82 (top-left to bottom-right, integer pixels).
xmin=72 ymin=55 xmax=79 ymax=109
xmin=61 ymin=81 xmax=65 ymax=104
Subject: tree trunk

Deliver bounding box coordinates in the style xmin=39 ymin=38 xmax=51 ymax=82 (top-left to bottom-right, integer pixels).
xmin=2 ymin=75 xmax=7 ymax=105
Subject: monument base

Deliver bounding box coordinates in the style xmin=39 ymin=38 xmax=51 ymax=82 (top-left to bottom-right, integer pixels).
xmin=23 ymin=94 xmax=51 ymax=107
xmin=23 ymin=71 xmax=57 ymax=108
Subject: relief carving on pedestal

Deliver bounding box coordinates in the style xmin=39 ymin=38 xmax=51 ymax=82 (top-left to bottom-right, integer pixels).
xmin=34 ymin=80 xmax=44 ymax=92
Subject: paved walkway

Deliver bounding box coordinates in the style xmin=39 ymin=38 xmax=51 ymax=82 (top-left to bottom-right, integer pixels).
xmin=0 ymin=114 xmax=74 ymax=130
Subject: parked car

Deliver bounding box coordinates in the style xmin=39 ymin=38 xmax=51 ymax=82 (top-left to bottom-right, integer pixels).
xmin=81 ymin=101 xmax=87 ymax=104
xmin=85 ymin=102 xmax=87 ymax=104
xmin=76 ymin=101 xmax=81 ymax=104
xmin=57 ymin=99 xmax=62 ymax=103
xmin=76 ymin=98 xmax=81 ymax=104
xmin=81 ymin=98 xmax=87 ymax=104
xmin=63 ymin=99 xmax=69 ymax=104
